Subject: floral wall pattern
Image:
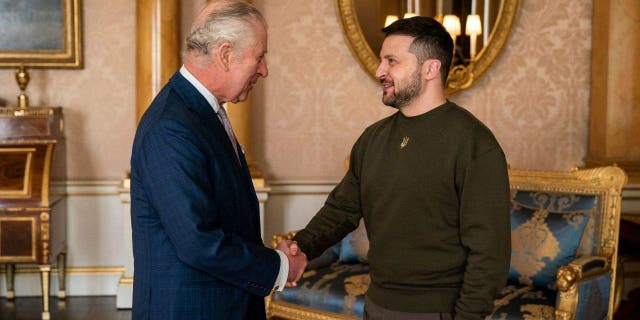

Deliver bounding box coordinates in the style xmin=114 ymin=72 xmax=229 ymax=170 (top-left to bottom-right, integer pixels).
xmin=0 ymin=0 xmax=593 ymax=181
xmin=254 ymin=0 xmax=593 ymax=180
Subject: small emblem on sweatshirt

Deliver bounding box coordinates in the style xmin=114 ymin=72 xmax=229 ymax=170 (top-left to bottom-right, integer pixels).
xmin=400 ymin=136 xmax=410 ymax=149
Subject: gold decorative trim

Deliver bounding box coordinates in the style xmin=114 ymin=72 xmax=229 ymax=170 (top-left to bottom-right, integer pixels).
xmin=0 ymin=148 xmax=34 ymax=198
xmin=0 ymin=107 xmax=62 ymax=117
xmin=51 ymin=181 xmax=123 ymax=187
xmin=119 ymin=277 xmax=134 ymax=285
xmin=336 ymin=0 xmax=378 ymax=81
xmin=0 ymin=0 xmax=82 ymax=68
xmin=336 ymin=0 xmax=520 ymax=96
xmin=0 ymin=217 xmax=37 ymax=262
xmin=41 ymin=144 xmax=54 ymax=206
xmin=52 ymin=191 xmax=121 ymax=196
xmin=0 ymin=140 xmax=58 ymax=145
xmin=0 ymin=266 xmax=124 ymax=275
xmin=555 ymin=256 xmax=614 ymax=320
xmin=268 ymin=299 xmax=359 ymax=320
xmin=511 ymin=167 xmax=626 ymax=320
xmin=40 ymin=265 xmax=51 ymax=316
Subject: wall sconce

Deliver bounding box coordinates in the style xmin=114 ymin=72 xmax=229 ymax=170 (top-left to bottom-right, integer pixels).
xmin=465 ymin=14 xmax=482 ymax=59
xmin=442 ymin=14 xmax=461 ymax=44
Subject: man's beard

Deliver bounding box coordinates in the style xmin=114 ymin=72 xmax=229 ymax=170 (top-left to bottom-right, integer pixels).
xmin=382 ymin=69 xmax=422 ymax=109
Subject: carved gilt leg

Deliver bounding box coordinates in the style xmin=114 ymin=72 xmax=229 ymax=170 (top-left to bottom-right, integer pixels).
xmin=5 ymin=264 xmax=15 ymax=299
xmin=39 ymin=264 xmax=51 ymax=320
xmin=57 ymin=251 xmax=67 ymax=299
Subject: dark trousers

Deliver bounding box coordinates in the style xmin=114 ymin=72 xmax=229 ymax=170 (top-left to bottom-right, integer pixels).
xmin=363 ymin=295 xmax=453 ymax=320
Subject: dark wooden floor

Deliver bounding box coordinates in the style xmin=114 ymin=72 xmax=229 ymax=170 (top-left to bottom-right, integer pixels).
xmin=1 ymin=295 xmax=638 ymax=319
xmin=0 ymin=296 xmax=131 ymax=320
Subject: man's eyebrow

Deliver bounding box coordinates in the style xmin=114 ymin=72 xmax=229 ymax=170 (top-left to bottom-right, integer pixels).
xmin=380 ymin=54 xmax=397 ymax=60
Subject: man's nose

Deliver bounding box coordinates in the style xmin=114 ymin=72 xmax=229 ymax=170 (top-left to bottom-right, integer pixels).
xmin=375 ymin=62 xmax=386 ymax=79
xmin=259 ymin=57 xmax=268 ymax=77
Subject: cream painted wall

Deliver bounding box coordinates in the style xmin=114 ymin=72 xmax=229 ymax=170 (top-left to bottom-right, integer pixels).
xmin=0 ymin=0 xmax=592 ymax=181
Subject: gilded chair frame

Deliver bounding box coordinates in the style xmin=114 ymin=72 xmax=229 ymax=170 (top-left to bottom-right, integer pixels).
xmin=508 ymin=166 xmax=626 ymax=320
xmin=266 ymin=231 xmax=361 ymax=320
xmin=266 ymin=167 xmax=627 ymax=320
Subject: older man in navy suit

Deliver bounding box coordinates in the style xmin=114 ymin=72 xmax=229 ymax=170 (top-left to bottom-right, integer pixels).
xmin=130 ymin=1 xmax=307 ymax=319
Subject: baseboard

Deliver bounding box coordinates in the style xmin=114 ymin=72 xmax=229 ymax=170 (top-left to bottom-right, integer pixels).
xmin=0 ymin=267 xmax=123 ymax=297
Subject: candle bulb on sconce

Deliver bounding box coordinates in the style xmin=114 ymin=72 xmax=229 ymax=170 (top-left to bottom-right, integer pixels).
xmin=384 ymin=15 xmax=399 ymax=27
xmin=442 ymin=14 xmax=461 ymax=45
xmin=465 ymin=14 xmax=482 ymax=60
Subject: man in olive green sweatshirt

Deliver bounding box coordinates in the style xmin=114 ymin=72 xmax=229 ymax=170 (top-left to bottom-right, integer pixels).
xmin=283 ymin=16 xmax=511 ymax=320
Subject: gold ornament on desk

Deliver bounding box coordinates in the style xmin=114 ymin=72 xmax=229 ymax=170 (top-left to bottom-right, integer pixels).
xmin=15 ymin=65 xmax=30 ymax=108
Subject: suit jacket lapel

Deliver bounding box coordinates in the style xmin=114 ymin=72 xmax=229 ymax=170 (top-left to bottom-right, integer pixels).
xmin=169 ymin=72 xmax=256 ymax=199
xmin=168 ymin=72 xmax=242 ymax=168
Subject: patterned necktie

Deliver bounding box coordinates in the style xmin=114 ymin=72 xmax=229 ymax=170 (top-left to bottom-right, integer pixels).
xmin=217 ymin=106 xmax=240 ymax=163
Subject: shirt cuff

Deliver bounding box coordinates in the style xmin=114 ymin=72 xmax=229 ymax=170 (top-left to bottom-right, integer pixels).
xmin=273 ymin=249 xmax=289 ymax=292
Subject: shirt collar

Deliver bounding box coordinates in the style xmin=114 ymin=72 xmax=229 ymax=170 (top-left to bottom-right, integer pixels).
xmin=180 ymin=65 xmax=221 ymax=114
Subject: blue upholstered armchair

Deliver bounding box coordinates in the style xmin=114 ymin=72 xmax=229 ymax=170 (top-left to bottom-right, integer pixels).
xmin=266 ymin=167 xmax=627 ymax=320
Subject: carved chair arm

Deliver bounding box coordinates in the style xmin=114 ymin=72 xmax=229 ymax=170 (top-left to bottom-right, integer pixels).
xmin=556 ymin=256 xmax=609 ymax=292
xmin=555 ymin=256 xmax=610 ymax=320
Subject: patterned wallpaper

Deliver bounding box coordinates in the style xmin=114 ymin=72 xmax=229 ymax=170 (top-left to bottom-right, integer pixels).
xmin=0 ymin=0 xmax=592 ymax=181
xmin=0 ymin=0 xmax=136 ymax=180
xmin=253 ymin=0 xmax=593 ymax=180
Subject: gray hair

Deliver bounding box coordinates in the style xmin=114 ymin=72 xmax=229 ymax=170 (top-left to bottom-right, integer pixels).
xmin=184 ymin=1 xmax=266 ymax=62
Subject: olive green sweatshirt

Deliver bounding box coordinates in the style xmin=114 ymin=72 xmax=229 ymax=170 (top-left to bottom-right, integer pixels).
xmin=293 ymin=101 xmax=511 ymax=320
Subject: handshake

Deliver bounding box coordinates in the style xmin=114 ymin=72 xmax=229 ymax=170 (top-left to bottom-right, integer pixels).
xmin=276 ymin=240 xmax=308 ymax=287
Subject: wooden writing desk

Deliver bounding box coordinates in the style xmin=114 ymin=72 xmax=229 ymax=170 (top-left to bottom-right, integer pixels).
xmin=0 ymin=107 xmax=65 ymax=320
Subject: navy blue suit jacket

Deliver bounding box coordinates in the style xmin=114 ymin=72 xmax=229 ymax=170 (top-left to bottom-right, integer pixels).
xmin=130 ymin=72 xmax=279 ymax=319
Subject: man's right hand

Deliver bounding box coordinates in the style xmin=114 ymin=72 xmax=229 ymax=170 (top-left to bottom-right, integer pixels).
xmin=276 ymin=240 xmax=307 ymax=287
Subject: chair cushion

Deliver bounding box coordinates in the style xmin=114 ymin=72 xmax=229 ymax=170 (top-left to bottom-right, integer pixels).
xmin=489 ymin=284 xmax=556 ymax=319
xmin=338 ymin=219 xmax=369 ymax=263
xmin=508 ymin=205 xmax=590 ymax=287
xmin=272 ymin=262 xmax=369 ymax=318
xmin=511 ymin=190 xmax=600 ymax=257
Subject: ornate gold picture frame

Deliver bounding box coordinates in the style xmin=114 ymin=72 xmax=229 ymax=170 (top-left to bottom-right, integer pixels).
xmin=336 ymin=0 xmax=519 ymax=96
xmin=0 ymin=0 xmax=82 ymax=68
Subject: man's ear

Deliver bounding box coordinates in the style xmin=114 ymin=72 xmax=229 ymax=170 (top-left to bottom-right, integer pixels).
xmin=422 ymin=59 xmax=442 ymax=81
xmin=217 ymin=43 xmax=233 ymax=72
